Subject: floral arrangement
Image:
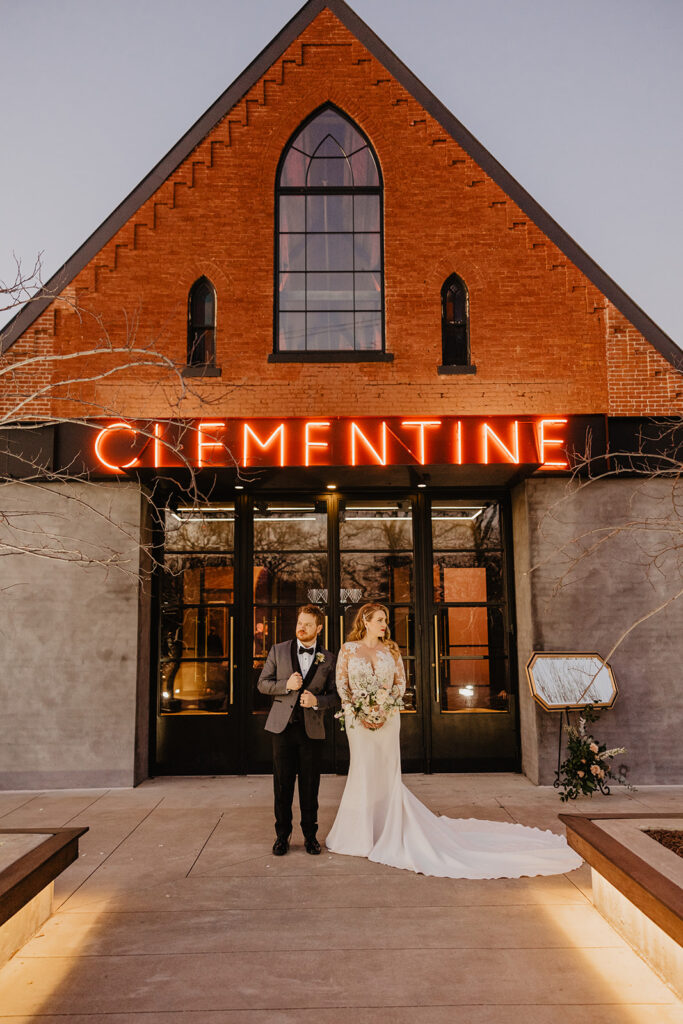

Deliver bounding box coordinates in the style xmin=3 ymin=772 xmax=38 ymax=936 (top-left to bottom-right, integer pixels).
xmin=335 ymin=661 xmax=404 ymax=731
xmin=556 ymin=706 xmax=629 ymax=802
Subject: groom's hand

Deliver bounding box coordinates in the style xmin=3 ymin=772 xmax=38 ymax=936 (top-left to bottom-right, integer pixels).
xmin=286 ymin=672 xmax=303 ymax=691
xmin=300 ymin=690 xmax=317 ymax=708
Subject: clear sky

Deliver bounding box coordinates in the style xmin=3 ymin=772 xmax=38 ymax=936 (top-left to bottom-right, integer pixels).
xmin=1 ymin=0 xmax=681 ymax=349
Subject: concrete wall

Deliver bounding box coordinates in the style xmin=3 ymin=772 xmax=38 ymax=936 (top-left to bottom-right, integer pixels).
xmin=513 ymin=476 xmax=683 ymax=785
xmin=0 ymin=481 xmax=150 ymax=789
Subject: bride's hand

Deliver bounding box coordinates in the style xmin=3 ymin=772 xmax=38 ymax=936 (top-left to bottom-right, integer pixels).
xmin=361 ymin=718 xmax=384 ymax=730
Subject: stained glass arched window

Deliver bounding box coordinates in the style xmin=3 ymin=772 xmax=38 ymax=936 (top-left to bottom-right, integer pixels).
xmin=276 ymin=106 xmax=383 ymax=354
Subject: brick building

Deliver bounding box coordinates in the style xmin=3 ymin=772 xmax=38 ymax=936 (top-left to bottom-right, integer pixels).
xmin=1 ymin=0 xmax=681 ymax=788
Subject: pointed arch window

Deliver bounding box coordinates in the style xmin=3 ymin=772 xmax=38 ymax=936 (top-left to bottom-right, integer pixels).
xmin=187 ymin=277 xmax=216 ymax=367
xmin=440 ymin=273 xmax=470 ymax=368
xmin=274 ymin=105 xmax=387 ymax=359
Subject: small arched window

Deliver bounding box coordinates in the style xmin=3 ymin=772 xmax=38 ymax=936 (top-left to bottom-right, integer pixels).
xmin=441 ymin=274 xmax=469 ymax=366
xmin=187 ymin=277 xmax=216 ymax=366
xmin=275 ymin=105 xmax=384 ymax=355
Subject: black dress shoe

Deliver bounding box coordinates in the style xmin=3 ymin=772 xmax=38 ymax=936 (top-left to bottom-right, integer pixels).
xmin=272 ymin=836 xmax=290 ymax=856
xmin=304 ymin=837 xmax=321 ymax=855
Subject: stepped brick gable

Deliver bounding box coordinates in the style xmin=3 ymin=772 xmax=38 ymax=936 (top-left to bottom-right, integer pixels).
xmin=1 ymin=2 xmax=680 ymax=421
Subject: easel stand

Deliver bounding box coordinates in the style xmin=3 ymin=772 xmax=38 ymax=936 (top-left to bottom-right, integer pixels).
xmin=553 ymin=708 xmax=571 ymax=791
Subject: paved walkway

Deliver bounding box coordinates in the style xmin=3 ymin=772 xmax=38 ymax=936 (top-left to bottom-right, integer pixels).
xmin=0 ymin=774 xmax=681 ymax=1022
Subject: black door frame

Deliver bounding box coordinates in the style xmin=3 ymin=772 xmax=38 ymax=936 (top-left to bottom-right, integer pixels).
xmin=149 ymin=482 xmax=521 ymax=776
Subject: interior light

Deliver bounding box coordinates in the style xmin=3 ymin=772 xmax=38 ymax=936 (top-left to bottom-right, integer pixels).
xmin=177 ymin=505 xmax=235 ymax=513
xmin=458 ymin=685 xmax=475 ymax=697
xmin=326 ymin=484 xmax=337 ymax=490
xmin=347 ymin=516 xmax=411 ymax=521
xmin=253 ymin=516 xmax=313 ymax=522
xmin=417 ymin=482 xmax=426 ymax=489
xmin=235 ymin=485 xmax=244 ymax=490
xmin=179 ymin=517 xmax=234 ymax=522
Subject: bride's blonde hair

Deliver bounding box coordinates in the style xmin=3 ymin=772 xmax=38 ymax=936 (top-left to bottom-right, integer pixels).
xmin=346 ymin=602 xmax=400 ymax=657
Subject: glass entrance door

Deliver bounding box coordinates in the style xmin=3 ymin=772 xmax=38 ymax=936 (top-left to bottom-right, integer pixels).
xmin=156 ymin=503 xmax=238 ymax=773
xmin=248 ymin=500 xmax=332 ymax=772
xmin=337 ymin=499 xmax=422 ymax=770
xmin=428 ymin=500 xmax=519 ymax=770
xmin=153 ymin=491 xmax=519 ymax=775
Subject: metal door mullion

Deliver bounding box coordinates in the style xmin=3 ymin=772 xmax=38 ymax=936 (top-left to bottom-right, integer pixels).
xmin=413 ymin=488 xmax=433 ymax=772
xmin=327 ymin=491 xmax=342 ymax=772
xmin=235 ymin=492 xmax=252 ymax=774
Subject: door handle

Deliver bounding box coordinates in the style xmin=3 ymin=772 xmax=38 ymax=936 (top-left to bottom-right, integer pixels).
xmin=324 ymin=614 xmax=329 ymax=650
xmin=229 ymin=614 xmax=234 ymax=705
xmin=433 ymin=613 xmax=440 ymax=706
xmin=339 ymin=614 xmax=344 ymax=644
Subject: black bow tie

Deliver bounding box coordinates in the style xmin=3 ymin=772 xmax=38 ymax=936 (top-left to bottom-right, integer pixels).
xmin=298 ymin=645 xmax=315 ymax=657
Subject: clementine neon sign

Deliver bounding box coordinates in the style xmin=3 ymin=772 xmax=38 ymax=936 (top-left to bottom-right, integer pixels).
xmin=304 ymin=421 xmax=331 ymax=466
xmin=538 ymin=419 xmax=569 ymax=468
xmin=401 ymin=421 xmax=441 ymax=465
xmin=482 ymin=421 xmax=519 ymax=465
xmin=350 ymin=421 xmax=387 ymax=466
xmin=92 ymin=416 xmax=572 ymax=473
xmin=243 ymin=422 xmax=286 ymax=467
xmin=198 ymin=421 xmax=226 ymax=468
xmin=93 ymin=422 xmax=140 ymax=471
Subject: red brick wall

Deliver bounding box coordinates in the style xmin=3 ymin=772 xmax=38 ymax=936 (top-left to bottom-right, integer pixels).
xmin=0 ymin=310 xmax=54 ymax=419
xmin=2 ymin=9 xmax=680 ymax=422
xmin=606 ymin=303 xmax=682 ymax=414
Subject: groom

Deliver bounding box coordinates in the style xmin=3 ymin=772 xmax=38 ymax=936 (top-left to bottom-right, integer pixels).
xmin=257 ymin=604 xmax=338 ymax=856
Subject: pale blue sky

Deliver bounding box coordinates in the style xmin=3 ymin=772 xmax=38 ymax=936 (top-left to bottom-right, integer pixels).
xmin=1 ymin=0 xmax=681 ymax=348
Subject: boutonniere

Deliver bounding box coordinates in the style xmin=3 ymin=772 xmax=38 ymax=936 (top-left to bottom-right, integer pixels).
xmin=315 ymin=651 xmax=325 ymax=665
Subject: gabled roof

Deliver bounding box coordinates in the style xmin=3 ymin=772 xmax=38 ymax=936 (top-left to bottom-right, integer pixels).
xmin=1 ymin=0 xmax=680 ymax=365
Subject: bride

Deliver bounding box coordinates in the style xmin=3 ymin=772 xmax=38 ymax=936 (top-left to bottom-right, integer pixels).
xmin=325 ymin=602 xmax=582 ymax=878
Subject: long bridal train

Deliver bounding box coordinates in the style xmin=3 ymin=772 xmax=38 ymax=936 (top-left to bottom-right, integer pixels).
xmin=326 ymin=713 xmax=582 ymax=879
xmin=326 ymin=643 xmax=582 ymax=880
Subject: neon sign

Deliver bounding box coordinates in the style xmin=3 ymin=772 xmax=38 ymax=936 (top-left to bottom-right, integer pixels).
xmin=92 ymin=416 xmax=570 ymax=473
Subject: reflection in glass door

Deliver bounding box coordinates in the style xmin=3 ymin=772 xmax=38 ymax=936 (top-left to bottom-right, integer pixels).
xmin=337 ymin=499 xmax=422 ymax=769
xmin=248 ymin=501 xmax=331 ymax=771
xmin=156 ymin=504 xmax=237 ymax=772
xmin=430 ymin=501 xmax=518 ymax=769
xmin=152 ymin=493 xmax=520 ymax=775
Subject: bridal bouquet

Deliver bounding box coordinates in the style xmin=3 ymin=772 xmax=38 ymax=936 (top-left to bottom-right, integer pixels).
xmin=335 ymin=664 xmax=404 ymax=731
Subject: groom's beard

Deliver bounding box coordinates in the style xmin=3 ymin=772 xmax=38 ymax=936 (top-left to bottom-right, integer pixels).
xmin=296 ymin=630 xmax=319 ymax=646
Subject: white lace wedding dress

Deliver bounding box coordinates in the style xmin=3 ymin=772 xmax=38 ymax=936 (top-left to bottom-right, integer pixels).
xmin=325 ymin=642 xmax=582 ymax=879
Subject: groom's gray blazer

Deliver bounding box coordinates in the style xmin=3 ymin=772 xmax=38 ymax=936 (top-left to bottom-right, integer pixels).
xmin=257 ymin=639 xmax=339 ymax=739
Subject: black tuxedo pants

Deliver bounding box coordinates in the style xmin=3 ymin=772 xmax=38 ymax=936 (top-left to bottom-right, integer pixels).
xmin=271 ymin=718 xmax=322 ymax=840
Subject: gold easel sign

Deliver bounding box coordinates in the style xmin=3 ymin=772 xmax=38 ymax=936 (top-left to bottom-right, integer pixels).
xmin=526 ymin=653 xmax=618 ymax=711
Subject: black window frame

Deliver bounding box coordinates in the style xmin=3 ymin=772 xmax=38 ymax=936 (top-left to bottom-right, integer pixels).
xmin=272 ymin=103 xmax=390 ymax=363
xmin=186 ymin=276 xmax=219 ymax=374
xmin=438 ymin=272 xmax=475 ymax=375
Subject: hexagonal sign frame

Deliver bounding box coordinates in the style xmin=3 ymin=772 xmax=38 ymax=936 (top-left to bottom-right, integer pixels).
xmin=526 ymin=652 xmax=618 ymax=711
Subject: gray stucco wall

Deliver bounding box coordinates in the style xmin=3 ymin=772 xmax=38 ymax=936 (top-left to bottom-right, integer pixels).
xmin=512 ymin=476 xmax=683 ymax=785
xmin=0 ymin=481 xmax=150 ymax=788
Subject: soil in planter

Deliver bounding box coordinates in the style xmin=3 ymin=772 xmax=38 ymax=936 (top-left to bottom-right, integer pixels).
xmin=644 ymin=828 xmax=683 ymax=859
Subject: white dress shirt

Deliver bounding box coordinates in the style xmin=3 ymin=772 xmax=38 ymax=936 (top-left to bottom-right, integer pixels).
xmin=297 ymin=642 xmax=316 ymax=676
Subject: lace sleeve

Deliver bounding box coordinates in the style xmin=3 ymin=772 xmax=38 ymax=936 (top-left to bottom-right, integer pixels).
xmin=335 ymin=643 xmax=354 ymax=710
xmin=392 ymin=652 xmax=407 ymax=698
